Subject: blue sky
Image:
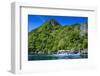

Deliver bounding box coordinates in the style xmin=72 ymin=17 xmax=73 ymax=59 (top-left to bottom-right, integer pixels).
xmin=28 ymin=15 xmax=88 ymax=32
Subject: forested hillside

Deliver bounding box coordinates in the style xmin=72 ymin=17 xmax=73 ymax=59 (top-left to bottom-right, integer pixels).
xmin=28 ymin=19 xmax=88 ymax=55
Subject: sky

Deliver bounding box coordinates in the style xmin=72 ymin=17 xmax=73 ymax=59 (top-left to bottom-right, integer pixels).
xmin=28 ymin=15 xmax=88 ymax=32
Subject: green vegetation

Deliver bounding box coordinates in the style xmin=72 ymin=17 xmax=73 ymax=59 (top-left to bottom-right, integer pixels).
xmin=28 ymin=19 xmax=88 ymax=55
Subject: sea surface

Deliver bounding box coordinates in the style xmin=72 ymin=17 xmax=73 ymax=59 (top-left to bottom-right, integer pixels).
xmin=28 ymin=54 xmax=88 ymax=61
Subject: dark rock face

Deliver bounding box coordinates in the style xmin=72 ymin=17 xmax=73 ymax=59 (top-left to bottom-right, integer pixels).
xmin=49 ymin=19 xmax=61 ymax=26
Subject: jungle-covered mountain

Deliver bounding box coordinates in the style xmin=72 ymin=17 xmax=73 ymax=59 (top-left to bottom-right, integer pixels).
xmin=28 ymin=19 xmax=88 ymax=54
